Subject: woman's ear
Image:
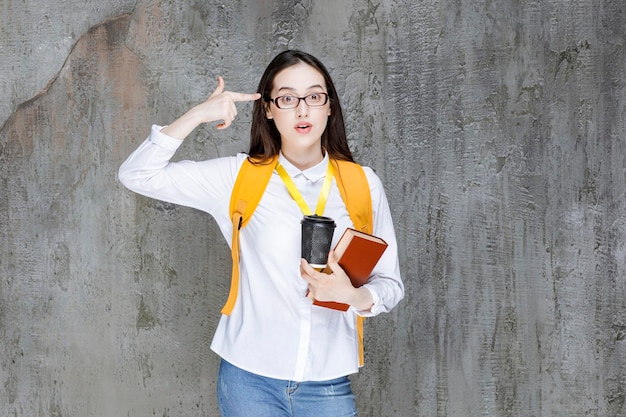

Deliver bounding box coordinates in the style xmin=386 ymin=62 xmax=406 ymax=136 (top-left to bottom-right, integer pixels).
xmin=265 ymin=104 xmax=273 ymax=119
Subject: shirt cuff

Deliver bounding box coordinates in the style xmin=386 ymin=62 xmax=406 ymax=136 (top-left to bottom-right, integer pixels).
xmin=351 ymin=285 xmax=381 ymax=317
xmin=149 ymin=124 xmax=184 ymax=152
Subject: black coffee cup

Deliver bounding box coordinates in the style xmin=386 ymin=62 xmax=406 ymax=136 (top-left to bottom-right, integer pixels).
xmin=301 ymin=215 xmax=336 ymax=269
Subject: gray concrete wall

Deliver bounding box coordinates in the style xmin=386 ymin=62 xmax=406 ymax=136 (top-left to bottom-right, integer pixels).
xmin=1 ymin=0 xmax=624 ymax=416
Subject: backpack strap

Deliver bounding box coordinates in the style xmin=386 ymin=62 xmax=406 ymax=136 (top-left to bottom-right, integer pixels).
xmin=221 ymin=155 xmax=278 ymax=315
xmin=331 ymin=159 xmax=373 ymax=234
xmin=331 ymin=159 xmax=372 ymax=367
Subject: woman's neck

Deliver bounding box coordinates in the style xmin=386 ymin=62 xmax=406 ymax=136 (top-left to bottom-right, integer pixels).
xmin=281 ymin=147 xmax=324 ymax=170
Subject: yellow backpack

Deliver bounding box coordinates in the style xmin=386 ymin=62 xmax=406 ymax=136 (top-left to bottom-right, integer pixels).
xmin=222 ymin=155 xmax=372 ymax=366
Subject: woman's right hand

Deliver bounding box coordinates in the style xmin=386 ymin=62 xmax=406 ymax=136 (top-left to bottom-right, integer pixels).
xmin=160 ymin=76 xmax=261 ymax=140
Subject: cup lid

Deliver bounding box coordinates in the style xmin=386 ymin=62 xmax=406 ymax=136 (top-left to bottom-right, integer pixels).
xmin=301 ymin=214 xmax=336 ymax=226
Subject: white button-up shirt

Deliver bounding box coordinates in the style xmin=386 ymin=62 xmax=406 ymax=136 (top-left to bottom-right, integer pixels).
xmin=118 ymin=125 xmax=404 ymax=381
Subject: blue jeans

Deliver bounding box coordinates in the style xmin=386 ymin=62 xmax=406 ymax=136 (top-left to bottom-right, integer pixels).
xmin=217 ymin=359 xmax=358 ymax=417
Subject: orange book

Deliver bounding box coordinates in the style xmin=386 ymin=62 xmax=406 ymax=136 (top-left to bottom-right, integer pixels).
xmin=313 ymin=228 xmax=388 ymax=311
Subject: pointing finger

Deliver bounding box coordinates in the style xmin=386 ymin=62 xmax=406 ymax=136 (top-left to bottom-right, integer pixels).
xmin=226 ymin=91 xmax=262 ymax=102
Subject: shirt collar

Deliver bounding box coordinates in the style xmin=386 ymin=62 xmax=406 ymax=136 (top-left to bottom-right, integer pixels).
xmin=277 ymin=151 xmax=329 ymax=182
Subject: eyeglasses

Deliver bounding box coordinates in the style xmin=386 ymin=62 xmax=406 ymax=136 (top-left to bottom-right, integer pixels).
xmin=268 ymin=93 xmax=329 ymax=109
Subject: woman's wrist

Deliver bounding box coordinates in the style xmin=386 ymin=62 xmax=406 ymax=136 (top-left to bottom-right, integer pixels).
xmin=160 ymin=107 xmax=205 ymax=140
xmin=346 ymin=287 xmax=374 ymax=312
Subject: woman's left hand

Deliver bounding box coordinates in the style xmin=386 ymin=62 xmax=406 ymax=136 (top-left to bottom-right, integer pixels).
xmin=300 ymin=250 xmax=374 ymax=311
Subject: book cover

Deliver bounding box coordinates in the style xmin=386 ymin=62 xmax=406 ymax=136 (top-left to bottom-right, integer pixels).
xmin=313 ymin=228 xmax=388 ymax=311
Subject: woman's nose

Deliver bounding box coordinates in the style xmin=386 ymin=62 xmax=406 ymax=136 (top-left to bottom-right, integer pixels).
xmin=295 ymin=100 xmax=309 ymax=118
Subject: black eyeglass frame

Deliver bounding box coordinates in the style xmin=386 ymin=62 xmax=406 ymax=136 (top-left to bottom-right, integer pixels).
xmin=267 ymin=92 xmax=330 ymax=109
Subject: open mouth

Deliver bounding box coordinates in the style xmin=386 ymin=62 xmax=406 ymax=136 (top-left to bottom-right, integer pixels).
xmin=296 ymin=123 xmax=312 ymax=132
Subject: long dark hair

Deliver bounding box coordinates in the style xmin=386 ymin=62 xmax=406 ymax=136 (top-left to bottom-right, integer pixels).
xmin=248 ymin=50 xmax=353 ymax=162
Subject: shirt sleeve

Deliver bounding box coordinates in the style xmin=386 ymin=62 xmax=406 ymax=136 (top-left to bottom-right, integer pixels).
xmin=118 ymin=124 xmax=242 ymax=216
xmin=352 ymin=167 xmax=405 ymax=317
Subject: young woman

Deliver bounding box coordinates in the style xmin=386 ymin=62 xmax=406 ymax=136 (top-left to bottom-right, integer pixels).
xmin=119 ymin=50 xmax=404 ymax=417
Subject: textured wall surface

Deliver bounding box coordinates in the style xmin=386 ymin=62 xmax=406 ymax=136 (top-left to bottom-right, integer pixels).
xmin=1 ymin=1 xmax=625 ymax=416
